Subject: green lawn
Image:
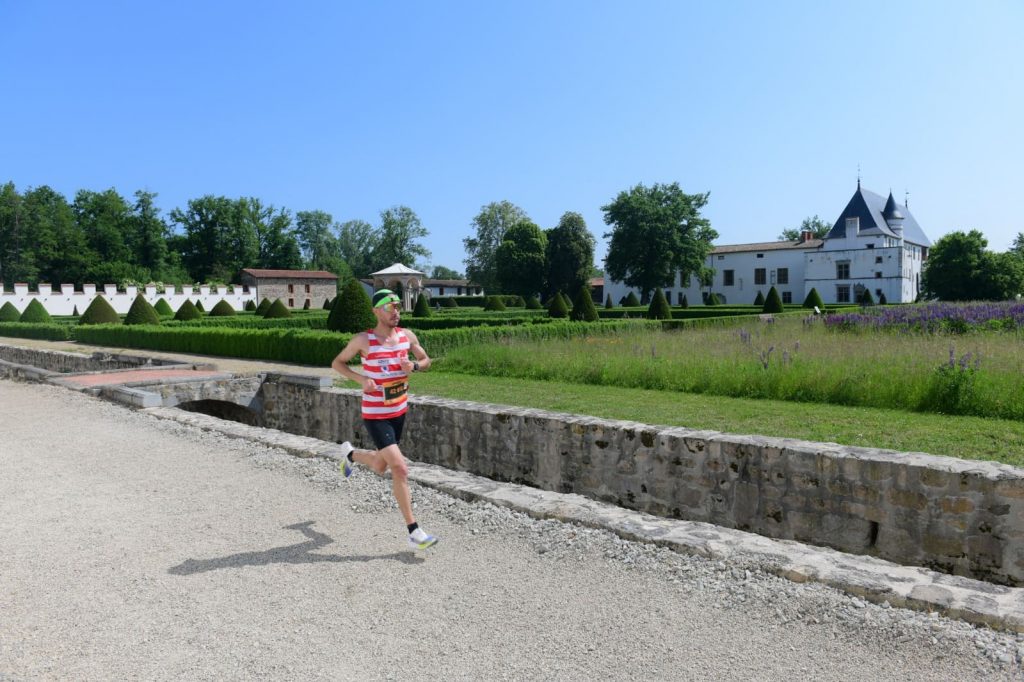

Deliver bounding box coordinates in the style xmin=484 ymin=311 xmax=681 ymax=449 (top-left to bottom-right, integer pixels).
xmin=391 ymin=371 xmax=1024 ymax=467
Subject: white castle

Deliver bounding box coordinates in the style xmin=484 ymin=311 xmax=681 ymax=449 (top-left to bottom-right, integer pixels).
xmin=0 ymin=282 xmax=257 ymax=316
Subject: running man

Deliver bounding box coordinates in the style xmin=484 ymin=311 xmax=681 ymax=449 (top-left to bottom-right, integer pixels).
xmin=331 ymin=289 xmax=438 ymax=550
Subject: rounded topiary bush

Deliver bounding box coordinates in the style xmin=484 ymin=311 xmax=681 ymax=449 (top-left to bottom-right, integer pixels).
xmin=263 ymin=298 xmax=292 ymax=318
xmin=762 ymin=286 xmax=784 ymax=314
xmin=19 ymin=299 xmax=52 ymax=323
xmin=525 ymin=295 xmax=542 ymax=310
xmin=753 ymin=291 xmax=765 ymax=306
xmin=548 ymin=291 xmax=569 ymax=319
xmin=254 ymin=298 xmax=272 ymax=316
xmin=174 ymin=299 xmax=202 ymax=321
xmin=209 ymin=300 xmax=237 ymax=316
xmin=327 ymin=279 xmax=375 ymax=333
xmin=646 ymin=288 xmax=671 ymax=320
xmin=705 ymin=292 xmax=720 ymax=306
xmin=244 ymin=299 xmax=257 ymax=312
xmin=80 ymin=296 xmax=122 ymax=325
xmin=154 ymin=298 xmax=174 ymax=316
xmin=124 ymin=294 xmax=161 ymax=325
xmin=483 ymin=295 xmax=506 ymax=312
xmin=442 ymin=297 xmax=458 ymax=308
xmin=413 ymin=293 xmax=431 ymax=317
xmin=0 ymin=301 xmax=22 ymax=322
xmin=570 ymin=285 xmax=599 ymax=322
xmin=802 ymin=287 xmax=824 ymax=309
xmin=624 ymin=291 xmax=641 ymax=307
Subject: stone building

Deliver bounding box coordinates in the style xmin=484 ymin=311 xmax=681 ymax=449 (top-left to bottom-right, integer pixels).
xmin=239 ymin=269 xmax=337 ymax=309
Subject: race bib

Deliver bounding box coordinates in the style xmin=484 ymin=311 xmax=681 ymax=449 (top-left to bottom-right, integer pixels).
xmin=380 ymin=377 xmax=409 ymax=406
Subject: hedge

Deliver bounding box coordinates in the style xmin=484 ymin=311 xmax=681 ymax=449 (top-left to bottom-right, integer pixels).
xmin=0 ymin=322 xmax=73 ymax=341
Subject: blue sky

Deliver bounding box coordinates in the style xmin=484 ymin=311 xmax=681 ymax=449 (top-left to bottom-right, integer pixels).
xmin=2 ymin=1 xmax=1021 ymax=274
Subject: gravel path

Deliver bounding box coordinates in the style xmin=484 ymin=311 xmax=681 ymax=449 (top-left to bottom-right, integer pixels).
xmin=2 ymin=379 xmax=1022 ymax=681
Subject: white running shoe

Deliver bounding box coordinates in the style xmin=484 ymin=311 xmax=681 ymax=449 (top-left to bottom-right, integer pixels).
xmin=339 ymin=441 xmax=354 ymax=478
xmin=408 ymin=527 xmax=438 ymax=550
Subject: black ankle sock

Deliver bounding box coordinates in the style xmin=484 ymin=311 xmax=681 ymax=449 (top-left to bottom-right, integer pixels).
xmin=346 ymin=452 xmax=354 ymax=462
xmin=407 ymin=522 xmax=419 ymax=534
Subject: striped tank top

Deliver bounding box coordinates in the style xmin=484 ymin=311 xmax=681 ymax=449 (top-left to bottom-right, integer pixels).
xmin=360 ymin=328 xmax=411 ymax=419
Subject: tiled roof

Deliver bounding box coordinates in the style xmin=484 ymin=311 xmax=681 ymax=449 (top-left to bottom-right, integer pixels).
xmin=826 ymin=186 xmax=931 ymax=246
xmin=241 ymin=269 xmax=338 ymax=279
xmin=712 ymin=239 xmax=823 ymax=254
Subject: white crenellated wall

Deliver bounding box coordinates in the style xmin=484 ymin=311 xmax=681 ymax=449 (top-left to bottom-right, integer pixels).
xmin=0 ymin=283 xmax=257 ymax=316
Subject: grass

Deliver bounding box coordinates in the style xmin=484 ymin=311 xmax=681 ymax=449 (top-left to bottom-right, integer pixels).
xmin=401 ymin=371 xmax=1024 ymax=467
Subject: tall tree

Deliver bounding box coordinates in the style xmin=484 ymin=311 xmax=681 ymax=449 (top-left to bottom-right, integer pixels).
xmin=921 ymin=229 xmax=1023 ymax=301
xmin=73 ymin=189 xmax=134 ymax=267
xmin=295 ymin=210 xmax=337 ymax=270
xmin=130 ymin=190 xmax=170 ymax=280
xmin=546 ymin=211 xmax=596 ymax=298
xmin=430 ymin=264 xmax=462 ymax=279
xmin=238 ymin=198 xmax=302 ymax=271
xmin=371 ymin=205 xmax=430 ymax=271
xmin=778 ymin=215 xmax=831 ymax=241
xmin=1009 ymin=232 xmax=1024 ymax=258
xmin=495 ymin=220 xmax=547 ymax=298
xmin=463 ymin=200 xmax=529 ymax=291
xmin=25 ymin=186 xmax=92 ymax=285
xmin=170 ymin=195 xmax=256 ymax=282
xmin=603 ymin=182 xmax=717 ymax=302
xmin=0 ymin=182 xmax=28 ymax=286
xmin=337 ymin=219 xmax=379 ymax=279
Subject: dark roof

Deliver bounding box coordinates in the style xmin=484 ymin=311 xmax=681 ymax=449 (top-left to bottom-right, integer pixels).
xmin=241 ymin=269 xmax=338 ymax=280
xmin=423 ymin=279 xmax=471 ymax=287
xmin=882 ymin=192 xmax=904 ymax=221
xmin=712 ymin=239 xmax=823 ymax=254
xmin=825 ymin=185 xmax=930 ymax=246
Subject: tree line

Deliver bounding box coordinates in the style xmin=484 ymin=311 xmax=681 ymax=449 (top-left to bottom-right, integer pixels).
xmin=0 ymin=182 xmax=448 ymax=289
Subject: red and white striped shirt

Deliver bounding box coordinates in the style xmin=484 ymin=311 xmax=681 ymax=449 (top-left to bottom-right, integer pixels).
xmin=360 ymin=328 xmax=411 ymax=419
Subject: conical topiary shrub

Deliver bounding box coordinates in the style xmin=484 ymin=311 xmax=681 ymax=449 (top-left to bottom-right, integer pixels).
xmin=244 ymin=299 xmax=257 ymax=312
xmin=174 ymin=299 xmax=202 ymax=321
xmin=570 ymin=285 xmax=599 ymax=322
xmin=548 ymin=291 xmax=569 ymax=318
xmin=762 ymin=286 xmax=784 ymax=314
xmin=878 ymin=292 xmax=888 ymax=305
xmin=154 ymin=298 xmax=174 ymax=316
xmin=802 ymin=287 xmax=824 ymax=309
xmin=624 ymin=291 xmax=641 ymax=307
xmin=19 ymin=299 xmax=52 ymax=323
xmin=604 ymin=294 xmax=613 ymax=309
xmin=327 ymin=279 xmax=375 ymax=333
xmin=209 ymin=300 xmax=236 ymax=316
xmin=72 ymin=305 xmax=79 ymax=317
xmin=413 ymin=293 xmax=431 ymax=318
xmin=194 ymin=300 xmax=205 ymax=312
xmin=323 ymin=297 xmax=333 ymax=310
xmin=302 ymin=299 xmax=311 ymax=310
xmin=80 ymin=296 xmax=122 ymax=325
xmin=525 ymin=295 xmax=542 ymax=310
xmin=484 ymin=295 xmax=506 ymax=311
xmin=680 ymin=294 xmax=689 ymax=309
xmin=753 ymin=291 xmax=765 ymax=306
xmin=264 ymin=298 xmax=292 ymax=318
xmin=124 ymin=294 xmax=161 ymax=325
xmin=254 ymin=297 xmax=272 ymax=316
xmin=0 ymin=301 xmax=21 ymax=322
xmin=860 ymin=288 xmax=875 ymax=306
xmin=646 ymin=288 xmax=671 ymax=320
xmin=705 ymin=292 xmax=719 ymax=306
xmin=442 ymin=297 xmax=458 ymax=308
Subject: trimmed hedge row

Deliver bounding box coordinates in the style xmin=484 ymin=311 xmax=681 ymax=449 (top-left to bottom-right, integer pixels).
xmin=401 ymin=316 xmax=555 ymax=331
xmin=431 ymin=295 xmax=521 ymax=308
xmin=0 ymin=322 xmax=73 ymax=341
xmin=164 ymin=316 xmax=327 ymax=330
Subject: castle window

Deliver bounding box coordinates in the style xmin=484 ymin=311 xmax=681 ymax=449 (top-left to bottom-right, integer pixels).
xmin=754 ymin=268 xmax=766 ymax=285
xmin=866 ymin=243 xmax=875 ymax=249
xmin=836 ymin=285 xmax=851 ymax=303
xmin=875 ymin=256 xmax=883 ymax=263
xmin=756 ymin=253 xmax=764 ymax=259
xmin=723 ymin=270 xmax=734 ymax=286
xmin=777 ymin=268 xmax=789 ymax=285
xmin=782 ymin=292 xmax=792 ymax=304
xmin=836 ymin=262 xmax=850 ymax=279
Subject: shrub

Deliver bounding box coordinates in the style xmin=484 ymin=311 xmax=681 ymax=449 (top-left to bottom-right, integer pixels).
xmin=525 ymin=295 xmax=542 ymax=310
xmin=254 ymin=297 xmax=272 ymax=316
xmin=264 ymin=298 xmax=292 ymax=318
xmin=548 ymin=291 xmax=569 ymax=318
xmin=0 ymin=301 xmax=20 ymax=322
xmin=301 ymin=299 xmax=310 ymax=310
xmin=646 ymin=288 xmax=671 ymax=320
xmin=413 ymin=293 xmax=431 ymax=317
xmin=327 ymin=279 xmax=375 ymax=332
xmin=680 ymin=295 xmax=689 ymax=309
xmin=624 ymin=291 xmax=641 ymax=307
xmin=878 ymin=292 xmax=888 ymax=305
xmin=154 ymin=298 xmax=174 ymax=316
xmin=483 ymin=295 xmax=507 ymax=311
xmin=604 ymin=294 xmax=613 ymax=309
xmin=209 ymin=300 xmax=237 ymax=317
xmin=860 ymin=289 xmax=875 ymax=306
xmin=72 ymin=305 xmax=79 ymax=316
xmin=18 ymin=299 xmax=52 ymax=323
xmin=762 ymin=286 xmax=784 ymax=314
xmin=194 ymin=300 xmax=205 ymax=312
xmin=705 ymin=292 xmax=720 ymax=306
xmin=570 ymin=285 xmax=599 ymax=322
xmin=802 ymin=287 xmax=824 ymax=309
xmin=80 ymin=296 xmax=122 ymax=325
xmin=442 ymin=297 xmax=459 ymax=308
xmin=323 ymin=297 xmax=333 ymax=310
xmin=754 ymin=291 xmax=765 ymax=306
xmin=124 ymin=294 xmax=161 ymax=325
xmin=244 ymin=299 xmax=257 ymax=312
xmin=174 ymin=299 xmax=202 ymax=321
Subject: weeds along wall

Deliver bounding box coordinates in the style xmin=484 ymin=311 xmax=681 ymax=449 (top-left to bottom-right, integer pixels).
xmin=0 ymin=282 xmax=256 ymax=316
xmin=256 ymin=375 xmax=1024 ymax=587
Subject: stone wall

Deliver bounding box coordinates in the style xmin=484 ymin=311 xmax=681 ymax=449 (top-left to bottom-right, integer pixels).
xmin=0 ymin=345 xmax=180 ymax=373
xmin=255 ymin=375 xmax=1024 ymax=586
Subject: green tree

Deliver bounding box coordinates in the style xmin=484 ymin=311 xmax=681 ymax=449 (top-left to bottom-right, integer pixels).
xmin=922 ymin=230 xmax=1023 ymax=301
xmin=525 ymin=295 xmax=542 ymax=310
xmin=238 ymin=198 xmax=302 ymax=271
xmin=295 ymin=210 xmax=337 ymax=270
xmin=570 ymin=285 xmax=599 ymax=322
xmin=337 ymin=219 xmax=379 ymax=280
xmin=604 ymin=294 xmax=613 ymax=309
xmin=429 ymin=265 xmax=462 ymax=280
xmin=778 ymin=215 xmax=831 ymax=241
xmin=371 ymin=206 xmax=430 ymax=270
xmin=753 ymin=290 xmax=765 ymax=306
xmin=646 ymin=288 xmax=671 ymax=320
xmin=327 ymin=278 xmax=375 ymax=332
xmin=463 ymin=200 xmax=529 ymax=292
xmin=495 ymin=220 xmax=547 ymax=297
xmin=413 ymin=292 xmax=431 ymax=317
xmin=603 ymin=182 xmax=717 ymax=303
xmin=548 ymin=291 xmax=569 ymax=318
xmin=23 ymin=186 xmax=91 ymax=285
xmin=624 ymin=291 xmax=641 ymax=307
xmin=762 ymin=286 xmax=784 ymax=313
xmin=0 ymin=182 xmax=32 ymax=286
xmin=978 ymin=251 xmax=1024 ymax=301
xmin=859 ymin=288 xmax=875 ymax=306
xmin=124 ymin=294 xmax=161 ymax=325
xmin=1010 ymin=232 xmax=1024 ymax=258
xmin=130 ymin=190 xmax=171 ymax=280
xmin=546 ymin=211 xmax=596 ymax=299
xmin=802 ymin=288 xmax=824 ymax=309
xmin=74 ymin=188 xmax=134 ymax=271
xmin=483 ymin=295 xmax=507 ymax=311
xmin=170 ymin=195 xmax=257 ymax=282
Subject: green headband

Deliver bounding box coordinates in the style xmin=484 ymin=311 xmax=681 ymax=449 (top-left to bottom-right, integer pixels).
xmin=373 ymin=291 xmax=401 ymax=308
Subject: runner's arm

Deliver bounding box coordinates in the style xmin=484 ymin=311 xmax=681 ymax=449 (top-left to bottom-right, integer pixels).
xmin=400 ymin=329 xmax=431 ymax=373
xmin=331 ymin=334 xmax=377 ymax=391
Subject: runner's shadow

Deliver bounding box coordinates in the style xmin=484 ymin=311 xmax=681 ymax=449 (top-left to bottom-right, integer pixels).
xmin=168 ymin=520 xmax=423 ymax=575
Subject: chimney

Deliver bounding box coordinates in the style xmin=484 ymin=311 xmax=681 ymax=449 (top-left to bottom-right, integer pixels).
xmin=800 ymin=230 xmax=813 ymax=243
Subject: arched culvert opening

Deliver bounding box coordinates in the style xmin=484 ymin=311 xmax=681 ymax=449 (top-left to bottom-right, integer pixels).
xmin=178 ymin=399 xmax=261 ymax=426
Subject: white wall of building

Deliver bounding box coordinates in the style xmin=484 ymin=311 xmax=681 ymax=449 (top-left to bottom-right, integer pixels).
xmin=0 ymin=283 xmax=257 ymax=316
